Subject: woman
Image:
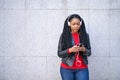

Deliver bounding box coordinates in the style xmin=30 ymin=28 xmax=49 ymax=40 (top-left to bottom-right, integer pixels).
xmin=57 ymin=14 xmax=91 ymax=80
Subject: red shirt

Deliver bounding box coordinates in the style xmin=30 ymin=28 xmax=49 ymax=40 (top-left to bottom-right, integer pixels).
xmin=61 ymin=32 xmax=88 ymax=69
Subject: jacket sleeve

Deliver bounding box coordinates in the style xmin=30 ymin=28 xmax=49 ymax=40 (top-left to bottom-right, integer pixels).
xmin=83 ymin=33 xmax=91 ymax=57
xmin=57 ymin=34 xmax=69 ymax=58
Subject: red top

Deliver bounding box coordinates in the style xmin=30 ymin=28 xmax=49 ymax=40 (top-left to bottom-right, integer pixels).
xmin=61 ymin=32 xmax=88 ymax=69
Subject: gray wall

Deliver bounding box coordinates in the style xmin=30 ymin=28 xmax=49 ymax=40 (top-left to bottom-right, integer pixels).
xmin=0 ymin=0 xmax=120 ymax=80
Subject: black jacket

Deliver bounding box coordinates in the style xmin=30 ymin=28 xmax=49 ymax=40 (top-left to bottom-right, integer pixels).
xmin=57 ymin=33 xmax=91 ymax=66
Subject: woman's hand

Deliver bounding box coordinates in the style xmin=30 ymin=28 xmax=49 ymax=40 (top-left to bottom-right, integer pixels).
xmin=69 ymin=45 xmax=86 ymax=53
xmin=69 ymin=45 xmax=79 ymax=53
xmin=78 ymin=45 xmax=86 ymax=53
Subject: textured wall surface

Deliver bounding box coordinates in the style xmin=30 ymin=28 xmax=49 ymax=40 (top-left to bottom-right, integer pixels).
xmin=0 ymin=0 xmax=120 ymax=80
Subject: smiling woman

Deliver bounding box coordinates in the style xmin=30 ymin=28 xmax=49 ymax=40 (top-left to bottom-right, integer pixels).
xmin=57 ymin=14 xmax=91 ymax=80
xmin=69 ymin=18 xmax=81 ymax=33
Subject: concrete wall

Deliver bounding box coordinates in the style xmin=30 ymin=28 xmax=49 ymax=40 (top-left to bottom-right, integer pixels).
xmin=0 ymin=0 xmax=120 ymax=80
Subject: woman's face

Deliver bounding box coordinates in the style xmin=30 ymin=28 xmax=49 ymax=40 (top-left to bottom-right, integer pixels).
xmin=69 ymin=18 xmax=81 ymax=33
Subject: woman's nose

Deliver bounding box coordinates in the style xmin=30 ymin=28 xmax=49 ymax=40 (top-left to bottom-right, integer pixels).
xmin=74 ymin=24 xmax=78 ymax=27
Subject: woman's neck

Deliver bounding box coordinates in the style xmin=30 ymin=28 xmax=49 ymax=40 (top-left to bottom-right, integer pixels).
xmin=71 ymin=31 xmax=78 ymax=34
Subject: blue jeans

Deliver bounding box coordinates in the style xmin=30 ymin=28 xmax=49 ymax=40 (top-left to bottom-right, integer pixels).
xmin=60 ymin=67 xmax=89 ymax=80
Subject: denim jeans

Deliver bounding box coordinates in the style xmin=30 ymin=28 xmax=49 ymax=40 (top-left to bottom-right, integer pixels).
xmin=60 ymin=67 xmax=89 ymax=80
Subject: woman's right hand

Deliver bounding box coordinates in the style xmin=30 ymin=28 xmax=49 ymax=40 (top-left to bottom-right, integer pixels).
xmin=69 ymin=45 xmax=79 ymax=53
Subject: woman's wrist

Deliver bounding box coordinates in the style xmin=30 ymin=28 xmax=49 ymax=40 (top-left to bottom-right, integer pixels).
xmin=68 ymin=48 xmax=72 ymax=53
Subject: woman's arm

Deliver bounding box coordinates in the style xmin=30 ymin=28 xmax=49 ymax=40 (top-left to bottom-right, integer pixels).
xmin=83 ymin=33 xmax=91 ymax=57
xmin=57 ymin=34 xmax=69 ymax=58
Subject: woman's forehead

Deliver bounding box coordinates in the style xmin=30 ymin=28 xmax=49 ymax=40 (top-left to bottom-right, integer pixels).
xmin=70 ymin=18 xmax=80 ymax=22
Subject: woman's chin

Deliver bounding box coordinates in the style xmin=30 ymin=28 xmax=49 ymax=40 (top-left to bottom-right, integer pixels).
xmin=72 ymin=31 xmax=78 ymax=33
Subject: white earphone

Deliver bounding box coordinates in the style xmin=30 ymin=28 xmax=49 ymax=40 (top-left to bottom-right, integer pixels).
xmin=68 ymin=21 xmax=70 ymax=26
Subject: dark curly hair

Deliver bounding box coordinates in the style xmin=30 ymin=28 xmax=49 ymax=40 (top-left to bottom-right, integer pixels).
xmin=61 ymin=14 xmax=88 ymax=50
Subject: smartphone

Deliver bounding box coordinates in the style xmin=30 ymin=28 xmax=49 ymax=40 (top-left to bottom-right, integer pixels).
xmin=78 ymin=43 xmax=83 ymax=47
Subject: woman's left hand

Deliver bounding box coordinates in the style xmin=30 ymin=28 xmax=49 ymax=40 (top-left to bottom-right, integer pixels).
xmin=78 ymin=45 xmax=86 ymax=53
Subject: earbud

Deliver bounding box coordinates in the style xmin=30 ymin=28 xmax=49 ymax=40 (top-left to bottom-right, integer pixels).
xmin=67 ymin=15 xmax=71 ymax=26
xmin=68 ymin=21 xmax=70 ymax=26
xmin=80 ymin=20 xmax=82 ymax=26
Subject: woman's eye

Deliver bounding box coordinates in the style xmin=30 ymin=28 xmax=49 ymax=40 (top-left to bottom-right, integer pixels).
xmin=72 ymin=24 xmax=75 ymax=25
xmin=77 ymin=23 xmax=80 ymax=25
xmin=72 ymin=23 xmax=80 ymax=26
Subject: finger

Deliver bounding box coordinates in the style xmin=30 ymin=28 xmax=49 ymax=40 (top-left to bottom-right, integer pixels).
xmin=82 ymin=45 xmax=84 ymax=47
xmin=78 ymin=48 xmax=82 ymax=51
xmin=80 ymin=47 xmax=84 ymax=51
xmin=74 ymin=46 xmax=78 ymax=48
